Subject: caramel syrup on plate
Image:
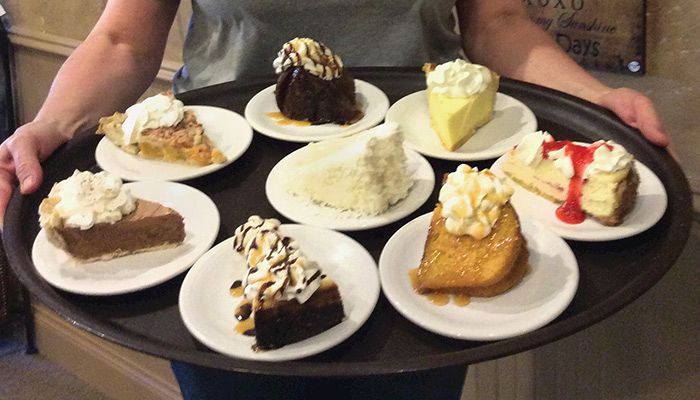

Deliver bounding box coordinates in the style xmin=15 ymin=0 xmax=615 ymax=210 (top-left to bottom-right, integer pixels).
xmin=408 ymin=268 xmax=470 ymax=307
xmin=230 ymin=280 xmax=255 ymax=336
xmin=266 ymin=112 xmax=312 ymax=127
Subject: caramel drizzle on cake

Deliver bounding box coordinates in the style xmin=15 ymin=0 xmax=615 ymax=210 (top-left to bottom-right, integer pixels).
xmin=230 ymin=216 xmax=344 ymax=350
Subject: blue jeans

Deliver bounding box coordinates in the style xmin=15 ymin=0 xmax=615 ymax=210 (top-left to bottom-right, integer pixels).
xmin=171 ymin=361 xmax=467 ymax=400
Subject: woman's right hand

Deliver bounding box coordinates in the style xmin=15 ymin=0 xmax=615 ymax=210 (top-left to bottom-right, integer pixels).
xmin=0 ymin=120 xmax=69 ymax=225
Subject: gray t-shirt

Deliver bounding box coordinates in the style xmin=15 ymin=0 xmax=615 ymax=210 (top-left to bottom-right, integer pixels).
xmin=173 ymin=0 xmax=463 ymax=92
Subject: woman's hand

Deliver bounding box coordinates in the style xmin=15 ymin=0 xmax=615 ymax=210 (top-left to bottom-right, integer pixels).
xmin=0 ymin=121 xmax=68 ymax=225
xmin=595 ymin=88 xmax=670 ymax=147
xmin=457 ymin=0 xmax=671 ymax=148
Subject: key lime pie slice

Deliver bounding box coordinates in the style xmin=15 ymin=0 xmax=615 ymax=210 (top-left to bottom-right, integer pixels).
xmin=424 ymin=60 xmax=499 ymax=151
xmin=285 ymin=122 xmax=413 ymax=215
xmin=501 ymin=131 xmax=639 ymax=225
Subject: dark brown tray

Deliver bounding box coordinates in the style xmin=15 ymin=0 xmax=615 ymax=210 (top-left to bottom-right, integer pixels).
xmin=3 ymin=68 xmax=692 ymax=377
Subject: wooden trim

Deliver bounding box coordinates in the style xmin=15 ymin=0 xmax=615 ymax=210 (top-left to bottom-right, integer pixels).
xmin=6 ymin=26 xmax=179 ymax=83
xmin=33 ymin=302 xmax=181 ymax=400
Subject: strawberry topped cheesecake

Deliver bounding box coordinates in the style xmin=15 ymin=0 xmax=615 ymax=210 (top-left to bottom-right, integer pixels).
xmin=501 ymin=131 xmax=639 ymax=225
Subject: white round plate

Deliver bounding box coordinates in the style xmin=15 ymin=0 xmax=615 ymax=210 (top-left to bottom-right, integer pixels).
xmin=96 ymin=105 xmax=253 ymax=182
xmin=490 ymin=156 xmax=668 ymax=241
xmin=265 ymin=147 xmax=435 ymax=231
xmin=379 ymin=213 xmax=579 ymax=341
xmin=31 ymin=181 xmax=220 ymax=296
xmin=244 ymin=80 xmax=390 ymax=142
xmin=179 ymin=225 xmax=380 ymax=361
xmin=385 ymin=90 xmax=537 ymax=161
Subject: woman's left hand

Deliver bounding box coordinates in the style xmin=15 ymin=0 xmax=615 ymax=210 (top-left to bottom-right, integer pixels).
xmin=595 ymin=88 xmax=670 ymax=147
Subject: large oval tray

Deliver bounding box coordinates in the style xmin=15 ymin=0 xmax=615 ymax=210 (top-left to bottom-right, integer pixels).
xmin=4 ymin=68 xmax=692 ymax=377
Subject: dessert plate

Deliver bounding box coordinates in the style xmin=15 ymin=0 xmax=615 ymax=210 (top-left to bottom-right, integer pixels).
xmin=265 ymin=147 xmax=435 ymax=231
xmin=244 ymin=80 xmax=390 ymax=142
xmin=31 ymin=181 xmax=220 ymax=296
xmin=379 ymin=213 xmax=579 ymax=341
xmin=95 ymin=105 xmax=253 ymax=182
xmin=490 ymin=156 xmax=668 ymax=241
xmin=385 ymin=90 xmax=537 ymax=161
xmin=179 ymin=224 xmax=380 ymax=361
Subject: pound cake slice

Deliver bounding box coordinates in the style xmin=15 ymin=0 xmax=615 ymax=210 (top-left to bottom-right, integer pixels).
xmin=416 ymin=165 xmax=528 ymax=297
xmin=501 ymin=131 xmax=639 ymax=225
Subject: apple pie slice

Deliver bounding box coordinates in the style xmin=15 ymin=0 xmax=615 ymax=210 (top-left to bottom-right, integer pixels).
xmin=96 ymin=93 xmax=226 ymax=166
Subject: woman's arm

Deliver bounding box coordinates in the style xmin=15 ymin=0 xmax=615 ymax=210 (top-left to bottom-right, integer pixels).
xmin=0 ymin=0 xmax=180 ymax=223
xmin=36 ymin=0 xmax=181 ymax=139
xmin=456 ymin=0 xmax=668 ymax=147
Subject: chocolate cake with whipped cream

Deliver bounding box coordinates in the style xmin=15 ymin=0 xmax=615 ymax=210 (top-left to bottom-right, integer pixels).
xmin=273 ymin=37 xmax=362 ymax=125
xmin=232 ymin=216 xmax=344 ymax=350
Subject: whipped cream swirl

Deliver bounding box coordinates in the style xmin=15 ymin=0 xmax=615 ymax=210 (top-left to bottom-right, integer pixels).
xmin=121 ymin=93 xmax=185 ymax=145
xmin=426 ymin=59 xmax=493 ymax=97
xmin=439 ymin=164 xmax=514 ymax=239
xmin=513 ymin=131 xmax=553 ymax=166
xmin=583 ymin=141 xmax=634 ymax=179
xmin=39 ymin=170 xmax=136 ymax=230
xmin=233 ymin=216 xmax=322 ymax=304
xmin=273 ymin=37 xmax=343 ymax=80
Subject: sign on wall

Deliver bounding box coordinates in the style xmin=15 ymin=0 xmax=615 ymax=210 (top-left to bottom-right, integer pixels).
xmin=524 ymin=0 xmax=646 ymax=74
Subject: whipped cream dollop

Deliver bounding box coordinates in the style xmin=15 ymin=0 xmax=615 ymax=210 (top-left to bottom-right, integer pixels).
xmin=121 ymin=93 xmax=185 ymax=145
xmin=426 ymin=59 xmax=493 ymax=97
xmin=273 ymin=37 xmax=343 ymax=80
xmin=513 ymin=131 xmax=633 ymax=178
xmin=583 ymin=141 xmax=634 ymax=179
xmin=439 ymin=164 xmax=514 ymax=239
xmin=513 ymin=131 xmax=553 ymax=166
xmin=39 ymin=170 xmax=136 ymax=230
xmin=233 ymin=216 xmax=323 ymax=304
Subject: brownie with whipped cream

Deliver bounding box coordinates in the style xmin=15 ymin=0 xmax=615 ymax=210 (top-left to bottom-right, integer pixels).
xmin=231 ymin=216 xmax=344 ymax=350
xmin=39 ymin=170 xmax=185 ymax=261
xmin=273 ymin=37 xmax=362 ymax=125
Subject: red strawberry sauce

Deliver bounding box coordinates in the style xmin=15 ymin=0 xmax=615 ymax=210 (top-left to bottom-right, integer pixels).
xmin=541 ymin=140 xmax=612 ymax=224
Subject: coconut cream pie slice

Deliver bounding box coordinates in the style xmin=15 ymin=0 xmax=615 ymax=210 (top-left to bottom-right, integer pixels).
xmin=501 ymin=131 xmax=639 ymax=225
xmin=38 ymin=170 xmax=185 ymax=262
xmin=96 ymin=92 xmax=225 ymax=166
xmin=423 ymin=60 xmax=499 ymax=151
xmin=231 ymin=216 xmax=344 ymax=350
xmin=285 ymin=122 xmax=413 ymax=215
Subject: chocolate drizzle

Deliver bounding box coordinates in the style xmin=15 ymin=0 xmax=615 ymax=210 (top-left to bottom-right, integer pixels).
xmin=235 ymin=301 xmax=253 ymax=321
xmin=232 ymin=215 xmax=325 ymax=314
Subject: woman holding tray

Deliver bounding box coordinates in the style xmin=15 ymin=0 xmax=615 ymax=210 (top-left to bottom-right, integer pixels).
xmin=0 ymin=0 xmax=670 ymax=399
